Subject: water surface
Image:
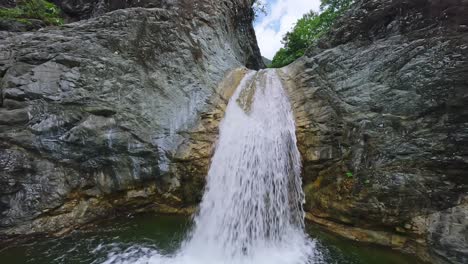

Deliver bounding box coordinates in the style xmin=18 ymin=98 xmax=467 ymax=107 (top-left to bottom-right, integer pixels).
xmin=0 ymin=214 xmax=423 ymax=264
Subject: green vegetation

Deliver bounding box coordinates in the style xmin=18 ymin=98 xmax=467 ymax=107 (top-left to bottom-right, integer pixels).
xmin=346 ymin=171 xmax=353 ymax=178
xmin=0 ymin=0 xmax=63 ymax=26
xmin=270 ymin=0 xmax=354 ymax=68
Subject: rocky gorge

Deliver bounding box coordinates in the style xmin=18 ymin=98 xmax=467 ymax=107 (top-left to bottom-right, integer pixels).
xmin=0 ymin=0 xmax=467 ymax=264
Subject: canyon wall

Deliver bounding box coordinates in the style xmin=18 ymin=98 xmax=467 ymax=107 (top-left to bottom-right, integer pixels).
xmin=0 ymin=0 xmax=261 ymax=237
xmin=281 ymin=0 xmax=468 ymax=263
xmin=1 ymin=0 xmax=467 ymax=263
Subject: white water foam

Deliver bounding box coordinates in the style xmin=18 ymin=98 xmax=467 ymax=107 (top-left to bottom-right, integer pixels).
xmin=99 ymin=69 xmax=320 ymax=264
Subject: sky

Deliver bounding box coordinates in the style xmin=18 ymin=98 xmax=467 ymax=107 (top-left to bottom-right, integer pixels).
xmin=254 ymin=0 xmax=321 ymax=60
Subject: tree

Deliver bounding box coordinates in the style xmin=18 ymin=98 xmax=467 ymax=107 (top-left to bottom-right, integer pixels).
xmin=270 ymin=0 xmax=354 ymax=68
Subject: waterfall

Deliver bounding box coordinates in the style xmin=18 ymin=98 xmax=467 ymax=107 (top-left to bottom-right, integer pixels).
xmin=102 ymin=69 xmax=318 ymax=264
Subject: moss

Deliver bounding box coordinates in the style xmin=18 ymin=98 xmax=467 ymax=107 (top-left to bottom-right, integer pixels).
xmin=0 ymin=7 xmax=23 ymax=19
xmin=0 ymin=0 xmax=63 ymax=26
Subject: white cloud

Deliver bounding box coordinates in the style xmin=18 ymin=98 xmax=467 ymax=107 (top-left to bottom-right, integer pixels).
xmin=254 ymin=0 xmax=321 ymax=59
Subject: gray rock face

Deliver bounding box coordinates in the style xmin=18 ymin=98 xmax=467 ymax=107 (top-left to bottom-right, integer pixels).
xmin=1 ymin=0 xmax=171 ymax=22
xmin=52 ymin=0 xmax=183 ymax=22
xmin=0 ymin=18 xmax=46 ymax=32
xmin=428 ymin=202 xmax=468 ymax=264
xmin=50 ymin=0 xmax=166 ymax=22
xmin=0 ymin=0 xmax=263 ymax=237
xmin=0 ymin=0 xmax=466 ymax=263
xmin=281 ymin=0 xmax=468 ymax=263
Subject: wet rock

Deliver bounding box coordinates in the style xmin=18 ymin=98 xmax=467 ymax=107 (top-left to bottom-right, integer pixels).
xmin=283 ymin=0 xmax=468 ymax=263
xmin=170 ymin=67 xmax=249 ymax=204
xmin=0 ymin=0 xmax=263 ymax=236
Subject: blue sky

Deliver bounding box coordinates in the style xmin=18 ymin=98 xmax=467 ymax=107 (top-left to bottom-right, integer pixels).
xmin=254 ymin=0 xmax=321 ymax=59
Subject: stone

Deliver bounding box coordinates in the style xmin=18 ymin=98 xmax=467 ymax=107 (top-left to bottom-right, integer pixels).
xmin=0 ymin=0 xmax=263 ymax=238
xmin=0 ymin=19 xmax=45 ymax=32
xmin=282 ymin=0 xmax=468 ymax=263
xmin=0 ymin=108 xmax=29 ymax=125
xmin=0 ymin=0 xmax=466 ymax=263
xmin=427 ymin=203 xmax=468 ymax=264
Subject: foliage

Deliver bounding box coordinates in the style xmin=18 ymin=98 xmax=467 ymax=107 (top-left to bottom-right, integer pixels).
xmin=346 ymin=171 xmax=353 ymax=178
xmin=0 ymin=0 xmax=63 ymax=26
xmin=269 ymin=0 xmax=354 ymax=68
xmin=0 ymin=6 xmax=23 ymax=19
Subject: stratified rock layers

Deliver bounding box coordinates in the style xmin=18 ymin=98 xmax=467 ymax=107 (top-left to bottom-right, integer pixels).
xmin=281 ymin=0 xmax=468 ymax=263
xmin=0 ymin=0 xmax=262 ymax=236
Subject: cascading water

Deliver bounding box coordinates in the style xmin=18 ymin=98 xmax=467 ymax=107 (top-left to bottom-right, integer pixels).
xmin=102 ymin=69 xmax=319 ymax=264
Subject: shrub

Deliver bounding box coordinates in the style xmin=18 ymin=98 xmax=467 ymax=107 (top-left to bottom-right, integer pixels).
xmin=0 ymin=0 xmax=63 ymax=26
xmin=270 ymin=0 xmax=354 ymax=68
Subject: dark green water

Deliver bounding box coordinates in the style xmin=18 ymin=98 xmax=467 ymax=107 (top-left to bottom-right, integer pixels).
xmin=0 ymin=214 xmax=423 ymax=264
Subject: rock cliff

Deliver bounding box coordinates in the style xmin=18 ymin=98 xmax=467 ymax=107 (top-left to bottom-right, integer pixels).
xmin=280 ymin=0 xmax=468 ymax=263
xmin=1 ymin=0 xmax=467 ymax=263
xmin=0 ymin=0 xmax=262 ymax=237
